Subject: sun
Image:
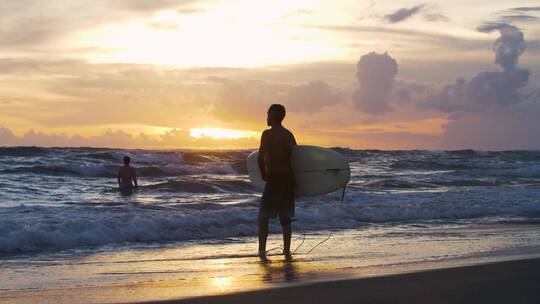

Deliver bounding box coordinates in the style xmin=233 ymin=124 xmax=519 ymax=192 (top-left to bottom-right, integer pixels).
xmin=190 ymin=127 xmax=259 ymax=140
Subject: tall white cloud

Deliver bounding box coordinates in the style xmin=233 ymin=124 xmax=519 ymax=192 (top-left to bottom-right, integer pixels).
xmin=352 ymin=52 xmax=398 ymax=115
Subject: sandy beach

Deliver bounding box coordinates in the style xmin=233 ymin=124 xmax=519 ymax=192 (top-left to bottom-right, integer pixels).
xmin=143 ymin=258 xmax=540 ymax=304
xmin=2 ymin=257 xmax=539 ymax=304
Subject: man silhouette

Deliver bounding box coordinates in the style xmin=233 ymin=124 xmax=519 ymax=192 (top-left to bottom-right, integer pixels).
xmin=117 ymin=156 xmax=138 ymax=191
xmin=258 ymin=104 xmax=297 ymax=259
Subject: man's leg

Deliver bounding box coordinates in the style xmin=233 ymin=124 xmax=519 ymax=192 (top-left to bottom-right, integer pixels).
xmin=280 ymin=216 xmax=292 ymax=255
xmin=258 ymin=215 xmax=269 ymax=255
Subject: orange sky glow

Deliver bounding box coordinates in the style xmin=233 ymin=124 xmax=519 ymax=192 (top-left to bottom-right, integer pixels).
xmin=0 ymin=0 xmax=539 ymax=150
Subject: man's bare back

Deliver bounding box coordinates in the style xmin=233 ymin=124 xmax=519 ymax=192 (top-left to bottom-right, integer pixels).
xmin=117 ymin=156 xmax=137 ymax=188
xmin=258 ymin=126 xmax=297 ymax=178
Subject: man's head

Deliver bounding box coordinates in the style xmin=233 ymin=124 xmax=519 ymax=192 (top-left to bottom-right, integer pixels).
xmin=123 ymin=156 xmax=131 ymax=165
xmin=267 ymin=104 xmax=286 ymax=126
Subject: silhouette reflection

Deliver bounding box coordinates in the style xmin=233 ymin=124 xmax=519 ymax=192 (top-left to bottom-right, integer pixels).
xmin=260 ymin=257 xmax=298 ymax=283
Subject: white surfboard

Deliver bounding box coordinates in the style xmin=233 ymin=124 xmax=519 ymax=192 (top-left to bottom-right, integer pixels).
xmin=247 ymin=145 xmax=350 ymax=196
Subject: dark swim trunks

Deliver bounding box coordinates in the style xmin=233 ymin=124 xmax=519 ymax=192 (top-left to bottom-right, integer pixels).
xmin=260 ymin=172 xmax=295 ymax=220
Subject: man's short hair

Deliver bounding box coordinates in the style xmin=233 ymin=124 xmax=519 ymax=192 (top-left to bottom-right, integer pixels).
xmin=123 ymin=156 xmax=131 ymax=164
xmin=268 ymin=104 xmax=286 ymax=122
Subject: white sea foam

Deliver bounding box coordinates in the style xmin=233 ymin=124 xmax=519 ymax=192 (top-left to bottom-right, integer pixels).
xmin=1 ymin=187 xmax=540 ymax=254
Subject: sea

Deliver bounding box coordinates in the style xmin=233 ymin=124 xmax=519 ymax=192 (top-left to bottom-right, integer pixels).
xmin=1 ymin=147 xmax=540 ymax=302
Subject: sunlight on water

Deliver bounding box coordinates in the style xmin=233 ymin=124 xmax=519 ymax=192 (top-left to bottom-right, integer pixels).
xmin=210 ymin=276 xmax=234 ymax=291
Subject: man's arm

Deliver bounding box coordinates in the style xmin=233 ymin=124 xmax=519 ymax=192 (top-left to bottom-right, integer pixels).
xmin=291 ymin=132 xmax=297 ymax=146
xmin=117 ymin=169 xmax=122 ymax=186
xmin=132 ymin=168 xmax=138 ymax=187
xmin=258 ymin=131 xmax=268 ymax=181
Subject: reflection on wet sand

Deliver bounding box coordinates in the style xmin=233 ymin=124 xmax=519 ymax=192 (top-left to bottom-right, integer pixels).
xmin=260 ymin=258 xmax=298 ymax=283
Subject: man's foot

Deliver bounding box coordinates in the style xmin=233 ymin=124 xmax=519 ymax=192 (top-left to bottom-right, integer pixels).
xmin=258 ymin=250 xmax=269 ymax=261
xmin=283 ymin=250 xmax=292 ymax=260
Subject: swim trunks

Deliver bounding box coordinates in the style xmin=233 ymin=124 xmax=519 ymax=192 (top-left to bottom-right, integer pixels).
xmin=260 ymin=172 xmax=295 ymax=219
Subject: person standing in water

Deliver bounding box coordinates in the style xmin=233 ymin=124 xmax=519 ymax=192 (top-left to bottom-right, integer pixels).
xmin=118 ymin=156 xmax=138 ymax=190
xmin=258 ymin=104 xmax=297 ymax=259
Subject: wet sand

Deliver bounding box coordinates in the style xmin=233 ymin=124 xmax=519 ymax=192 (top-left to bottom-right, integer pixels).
xmin=143 ymin=258 xmax=540 ymax=304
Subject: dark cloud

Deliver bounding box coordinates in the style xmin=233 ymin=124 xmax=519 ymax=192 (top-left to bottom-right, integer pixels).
xmin=508 ymin=6 xmax=540 ymax=12
xmin=495 ymin=6 xmax=540 ymax=25
xmin=500 ymin=15 xmax=539 ymax=23
xmin=384 ymin=5 xmax=424 ymax=23
xmin=423 ymin=23 xmax=530 ymax=113
xmin=352 ymin=52 xmax=398 ymax=115
xmin=479 ymin=23 xmax=526 ymax=71
xmin=424 ymin=13 xmax=449 ymax=22
xmin=344 ymin=21 xmax=540 ymax=148
xmin=417 ymin=23 xmax=540 ymax=149
xmin=478 ymin=23 xmax=527 ymax=71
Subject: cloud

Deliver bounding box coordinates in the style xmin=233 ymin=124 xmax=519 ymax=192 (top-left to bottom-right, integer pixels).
xmin=0 ymin=57 xmax=352 ymax=140
xmin=212 ymin=83 xmax=271 ymax=124
xmin=416 ymin=23 xmax=540 ymax=149
xmin=384 ymin=5 xmax=424 ymax=23
xmin=423 ymin=23 xmax=530 ymax=113
xmin=508 ymin=6 xmax=540 ymax=12
xmin=0 ymin=0 xmax=209 ymax=50
xmin=500 ymin=15 xmax=539 ymax=23
xmin=306 ymin=24 xmax=490 ymax=52
xmin=0 ymin=127 xmax=258 ymax=149
xmin=440 ymin=99 xmax=540 ymax=149
xmin=212 ymin=80 xmax=344 ymax=124
xmin=424 ymin=13 xmax=449 ymax=22
xmin=478 ymin=23 xmax=526 ymax=70
xmin=352 ymin=52 xmax=398 ymax=115
xmin=344 ymin=21 xmax=540 ymax=149
xmin=282 ymin=81 xmax=343 ymax=113
xmin=495 ymin=6 xmax=540 ymax=25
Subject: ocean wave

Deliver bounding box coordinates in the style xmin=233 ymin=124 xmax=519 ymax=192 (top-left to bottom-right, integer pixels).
xmin=361 ymin=178 xmax=434 ymax=189
xmin=443 ymin=149 xmax=483 ymax=157
xmin=390 ymin=160 xmax=475 ymax=171
xmin=2 ymin=188 xmax=540 ymax=254
xmin=1 ymin=163 xmax=241 ymax=177
xmin=0 ymin=146 xmax=50 ymax=157
xmin=142 ymin=179 xmax=254 ymax=193
xmin=78 ymin=151 xmax=120 ymax=161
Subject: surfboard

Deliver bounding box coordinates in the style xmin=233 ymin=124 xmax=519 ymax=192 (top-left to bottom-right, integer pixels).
xmin=246 ymin=145 xmax=350 ymax=196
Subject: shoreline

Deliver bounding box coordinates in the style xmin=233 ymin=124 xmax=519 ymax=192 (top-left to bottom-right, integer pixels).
xmin=2 ymin=257 xmax=539 ymax=304
xmin=143 ymin=257 xmax=540 ymax=304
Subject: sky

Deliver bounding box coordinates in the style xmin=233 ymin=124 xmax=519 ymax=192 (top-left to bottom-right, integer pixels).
xmin=0 ymin=0 xmax=539 ymax=149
